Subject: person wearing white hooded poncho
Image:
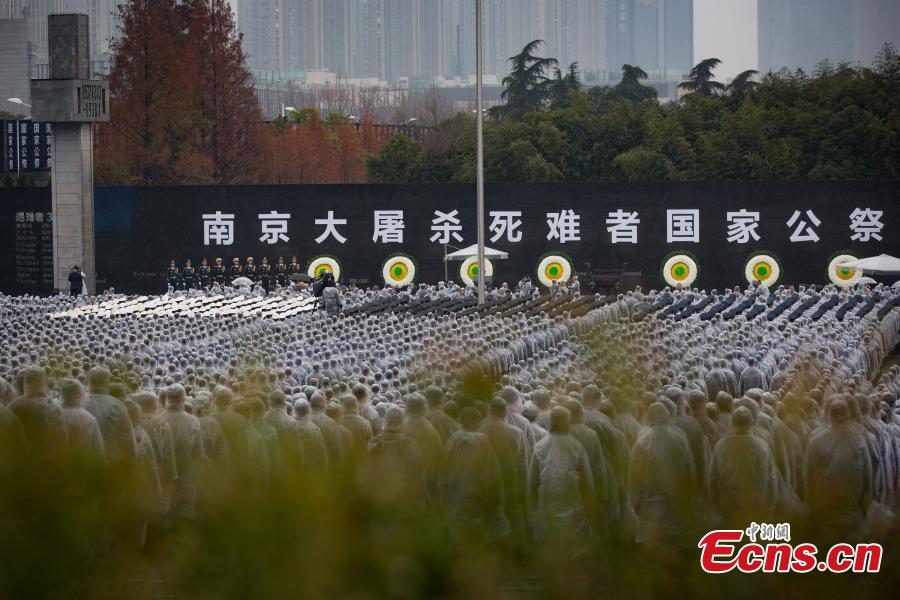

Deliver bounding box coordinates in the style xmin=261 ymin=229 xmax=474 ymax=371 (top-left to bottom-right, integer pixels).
xmin=444 ymin=407 xmax=509 ymax=545
xmin=159 ymin=384 xmax=206 ymax=522
xmin=629 ymin=402 xmax=696 ymax=549
xmin=804 ymin=399 xmax=874 ymax=545
xmin=707 ymin=406 xmax=779 ymax=528
xmin=527 ymin=406 xmax=595 ymax=555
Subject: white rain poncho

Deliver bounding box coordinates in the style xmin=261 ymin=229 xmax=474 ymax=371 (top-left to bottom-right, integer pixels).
xmin=84 ymin=369 xmax=137 ymax=465
xmin=804 ymin=400 xmax=873 ymax=544
xmin=481 ymin=400 xmax=529 ymax=542
xmin=292 ymin=400 xmax=330 ymax=476
xmin=567 ymin=403 xmax=616 ymax=530
xmin=158 ymin=386 xmax=206 ymax=521
xmin=9 ymin=389 xmax=68 ymax=463
xmin=528 ymin=407 xmax=595 ymax=553
xmin=61 ymin=405 xmax=106 ymax=458
xmin=707 ymin=407 xmax=779 ymax=528
xmin=403 ymin=394 xmax=447 ymax=503
xmin=629 ymin=402 xmax=697 ymax=549
xmin=445 ymin=411 xmax=509 ymax=544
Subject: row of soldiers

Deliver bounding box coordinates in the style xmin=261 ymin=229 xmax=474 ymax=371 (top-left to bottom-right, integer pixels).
xmin=165 ymin=256 xmax=303 ymax=291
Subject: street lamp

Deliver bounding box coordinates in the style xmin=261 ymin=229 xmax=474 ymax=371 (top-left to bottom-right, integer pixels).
xmin=403 ymin=117 xmax=417 ymax=125
xmin=474 ymin=0 xmax=486 ymax=305
xmin=281 ymin=104 xmax=296 ymax=118
xmin=7 ymin=97 xmax=32 ymax=108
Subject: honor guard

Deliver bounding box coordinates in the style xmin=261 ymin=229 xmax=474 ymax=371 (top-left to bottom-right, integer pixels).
xmin=274 ymin=256 xmax=288 ymax=287
xmin=259 ymin=257 xmax=272 ymax=294
xmin=243 ymin=257 xmax=257 ymax=283
xmin=198 ymin=258 xmax=211 ymax=289
xmin=213 ymin=258 xmax=227 ymax=287
xmin=166 ymin=259 xmax=180 ymax=291
xmin=288 ymin=256 xmax=301 ymax=278
xmin=230 ymin=257 xmax=243 ymax=282
xmin=181 ymin=259 xmax=196 ymax=290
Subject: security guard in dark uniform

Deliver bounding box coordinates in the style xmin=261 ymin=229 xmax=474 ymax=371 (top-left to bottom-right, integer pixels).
xmin=198 ymin=258 xmax=212 ymax=289
xmin=274 ymin=256 xmax=288 ymax=288
xmin=229 ymin=257 xmax=242 ymax=283
xmin=166 ymin=260 xmax=180 ymax=291
xmin=181 ymin=259 xmax=196 ymax=290
xmin=212 ymin=257 xmax=227 ymax=287
xmin=259 ymin=257 xmax=272 ymax=294
xmin=243 ymin=257 xmax=257 ymax=283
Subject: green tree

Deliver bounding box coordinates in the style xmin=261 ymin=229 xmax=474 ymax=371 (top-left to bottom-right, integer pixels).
xmin=726 ymin=69 xmax=759 ymax=96
xmin=613 ymin=148 xmax=676 ymax=181
xmin=366 ymin=136 xmax=422 ymax=183
xmin=591 ymin=64 xmax=657 ymax=105
xmin=549 ymin=62 xmax=582 ymax=109
xmin=679 ymin=58 xmax=726 ymax=96
xmin=490 ymin=40 xmax=558 ymax=119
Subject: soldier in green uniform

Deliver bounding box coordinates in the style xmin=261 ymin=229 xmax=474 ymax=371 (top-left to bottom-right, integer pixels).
xmin=198 ymin=258 xmax=211 ymax=289
xmin=243 ymin=257 xmax=257 ymax=283
xmin=212 ymin=258 xmax=227 ymax=287
xmin=259 ymin=257 xmax=273 ymax=295
xmin=181 ymin=259 xmax=196 ymax=290
xmin=229 ymin=258 xmax=242 ymax=283
xmin=274 ymin=256 xmax=288 ymax=288
xmin=166 ymin=260 xmax=180 ymax=292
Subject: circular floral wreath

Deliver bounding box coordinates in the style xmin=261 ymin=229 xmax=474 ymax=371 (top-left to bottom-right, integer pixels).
xmin=307 ymin=255 xmax=341 ymax=281
xmin=460 ymin=256 xmax=494 ymax=287
xmin=662 ymin=253 xmax=698 ymax=287
xmin=827 ymin=253 xmax=861 ymax=287
xmin=744 ymin=253 xmax=781 ymax=287
xmin=382 ymin=254 xmax=416 ymax=287
xmin=536 ymin=254 xmax=573 ymax=288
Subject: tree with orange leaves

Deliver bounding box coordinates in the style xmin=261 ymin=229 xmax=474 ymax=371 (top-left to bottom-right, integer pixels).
xmin=97 ymin=0 xmax=259 ymax=184
xmin=182 ymin=0 xmax=261 ymax=183
xmin=98 ymin=0 xmax=203 ymax=184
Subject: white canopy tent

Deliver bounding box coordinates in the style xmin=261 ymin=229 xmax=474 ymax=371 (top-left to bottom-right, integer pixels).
xmin=837 ymin=254 xmax=900 ymax=274
xmin=443 ymin=244 xmax=509 ymax=261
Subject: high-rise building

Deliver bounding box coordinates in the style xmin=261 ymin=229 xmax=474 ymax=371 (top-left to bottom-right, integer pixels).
xmin=349 ymin=0 xmax=380 ymax=78
xmin=606 ymin=0 xmax=693 ymax=81
xmin=416 ymin=0 xmax=443 ymax=78
xmin=0 ymin=1 xmax=114 ymax=76
xmin=542 ymin=0 xmax=577 ymax=71
xmin=759 ymin=0 xmax=900 ymax=73
xmin=574 ymin=0 xmax=606 ymax=74
xmin=441 ymin=0 xmax=475 ymax=79
xmin=381 ymin=0 xmax=415 ymax=81
xmin=239 ymin=0 xmax=284 ymax=71
xmin=0 ymin=18 xmax=32 ymax=115
xmin=284 ymin=0 xmax=324 ymax=71
xmin=504 ymin=0 xmax=540 ymax=69
xmin=323 ymin=0 xmax=350 ymax=75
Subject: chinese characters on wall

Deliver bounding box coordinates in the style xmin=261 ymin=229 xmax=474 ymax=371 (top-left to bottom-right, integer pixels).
xmin=3 ymin=121 xmax=52 ymax=173
xmin=200 ymin=207 xmax=886 ymax=247
xmin=14 ymin=211 xmax=53 ymax=289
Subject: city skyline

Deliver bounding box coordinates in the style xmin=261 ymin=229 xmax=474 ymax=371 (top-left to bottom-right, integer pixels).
xmin=1 ymin=0 xmax=898 ymax=87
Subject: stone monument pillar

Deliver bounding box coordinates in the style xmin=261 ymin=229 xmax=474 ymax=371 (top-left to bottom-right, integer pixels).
xmin=30 ymin=14 xmax=109 ymax=294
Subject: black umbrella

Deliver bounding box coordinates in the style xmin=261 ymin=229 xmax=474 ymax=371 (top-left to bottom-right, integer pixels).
xmin=290 ymin=273 xmax=312 ymax=283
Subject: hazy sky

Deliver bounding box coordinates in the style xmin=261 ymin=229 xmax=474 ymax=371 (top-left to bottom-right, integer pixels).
xmin=694 ymin=0 xmax=758 ymax=80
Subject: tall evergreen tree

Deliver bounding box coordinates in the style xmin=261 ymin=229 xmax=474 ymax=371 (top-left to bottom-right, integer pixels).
xmin=679 ymin=58 xmax=726 ymax=96
xmin=491 ymin=40 xmax=558 ymax=119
